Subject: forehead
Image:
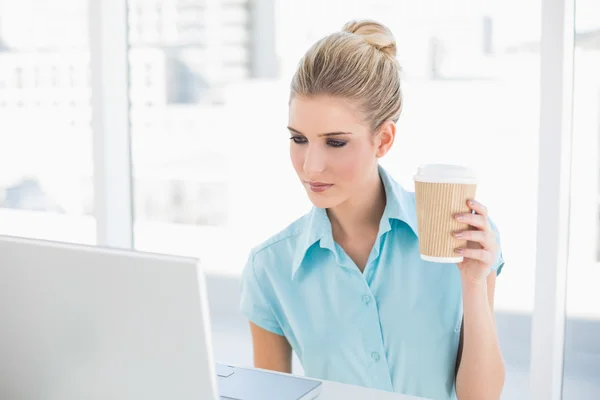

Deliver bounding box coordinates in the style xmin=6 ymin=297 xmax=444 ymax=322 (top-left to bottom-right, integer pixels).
xmin=289 ymin=95 xmax=368 ymax=135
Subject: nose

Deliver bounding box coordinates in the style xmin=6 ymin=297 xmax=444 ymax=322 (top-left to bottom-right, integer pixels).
xmin=303 ymin=144 xmax=326 ymax=175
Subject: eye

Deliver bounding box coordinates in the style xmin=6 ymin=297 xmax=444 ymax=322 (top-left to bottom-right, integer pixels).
xmin=327 ymin=140 xmax=347 ymax=148
xmin=290 ymin=135 xmax=307 ymax=144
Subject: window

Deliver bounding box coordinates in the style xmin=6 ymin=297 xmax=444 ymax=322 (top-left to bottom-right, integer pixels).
xmin=564 ymin=0 xmax=600 ymax=398
xmin=0 ymin=0 xmax=94 ymax=245
xmin=127 ymin=0 xmax=541 ymax=387
xmin=128 ymin=0 xmax=252 ymax=266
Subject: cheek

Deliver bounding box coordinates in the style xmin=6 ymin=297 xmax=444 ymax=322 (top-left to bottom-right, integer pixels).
xmin=332 ymin=144 xmax=373 ymax=181
xmin=290 ymin=144 xmax=304 ymax=172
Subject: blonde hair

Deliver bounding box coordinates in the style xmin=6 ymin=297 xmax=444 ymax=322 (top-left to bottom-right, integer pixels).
xmin=291 ymin=20 xmax=402 ymax=132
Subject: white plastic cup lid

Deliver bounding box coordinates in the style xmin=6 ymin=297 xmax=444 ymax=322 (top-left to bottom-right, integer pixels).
xmin=413 ymin=164 xmax=477 ymax=185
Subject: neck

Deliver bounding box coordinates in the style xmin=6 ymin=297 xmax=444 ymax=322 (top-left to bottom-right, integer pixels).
xmin=327 ymin=167 xmax=386 ymax=241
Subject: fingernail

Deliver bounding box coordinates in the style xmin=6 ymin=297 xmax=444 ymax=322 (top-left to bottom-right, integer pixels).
xmin=455 ymin=248 xmax=464 ymax=254
xmin=468 ymin=200 xmax=475 ymax=206
xmin=455 ymin=214 xmax=465 ymax=221
xmin=453 ymin=232 xmax=464 ymax=238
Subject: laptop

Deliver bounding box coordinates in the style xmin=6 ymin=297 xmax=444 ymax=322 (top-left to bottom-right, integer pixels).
xmin=0 ymin=235 xmax=321 ymax=400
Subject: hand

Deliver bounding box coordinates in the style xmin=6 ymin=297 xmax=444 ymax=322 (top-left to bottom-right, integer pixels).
xmin=452 ymin=200 xmax=499 ymax=286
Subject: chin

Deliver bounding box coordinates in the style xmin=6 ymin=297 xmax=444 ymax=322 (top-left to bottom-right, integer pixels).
xmin=305 ymin=191 xmax=341 ymax=209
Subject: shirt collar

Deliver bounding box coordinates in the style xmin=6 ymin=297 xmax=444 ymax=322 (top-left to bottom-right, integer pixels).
xmin=291 ymin=165 xmax=418 ymax=279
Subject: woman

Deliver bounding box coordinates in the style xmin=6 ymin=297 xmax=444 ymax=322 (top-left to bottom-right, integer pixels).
xmin=240 ymin=20 xmax=505 ymax=400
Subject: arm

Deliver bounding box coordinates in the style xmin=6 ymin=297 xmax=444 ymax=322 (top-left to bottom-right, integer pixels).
xmin=240 ymin=251 xmax=291 ymax=373
xmin=249 ymin=322 xmax=293 ymax=373
xmin=455 ymin=272 xmax=505 ymax=400
xmin=453 ymin=200 xmax=505 ymax=400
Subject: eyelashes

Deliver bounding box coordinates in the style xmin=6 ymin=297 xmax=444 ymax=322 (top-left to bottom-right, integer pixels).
xmin=326 ymin=140 xmax=347 ymax=148
xmin=290 ymin=136 xmax=307 ymax=145
xmin=289 ymin=136 xmax=347 ymax=148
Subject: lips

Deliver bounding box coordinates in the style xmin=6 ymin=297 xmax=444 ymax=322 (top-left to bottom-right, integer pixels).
xmin=305 ymin=181 xmax=333 ymax=193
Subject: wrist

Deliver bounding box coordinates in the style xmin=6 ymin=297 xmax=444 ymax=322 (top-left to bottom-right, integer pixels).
xmin=461 ymin=278 xmax=490 ymax=313
xmin=460 ymin=272 xmax=489 ymax=294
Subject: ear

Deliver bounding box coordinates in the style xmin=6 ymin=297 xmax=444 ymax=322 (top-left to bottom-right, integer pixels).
xmin=374 ymin=121 xmax=396 ymax=158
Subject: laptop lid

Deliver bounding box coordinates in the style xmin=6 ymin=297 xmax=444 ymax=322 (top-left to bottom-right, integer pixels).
xmin=0 ymin=235 xmax=220 ymax=400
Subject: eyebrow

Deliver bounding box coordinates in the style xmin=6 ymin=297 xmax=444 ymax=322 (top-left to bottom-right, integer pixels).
xmin=287 ymin=127 xmax=353 ymax=137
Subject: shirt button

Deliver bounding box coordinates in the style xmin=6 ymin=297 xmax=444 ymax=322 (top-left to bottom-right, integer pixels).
xmin=362 ymin=295 xmax=371 ymax=305
xmin=371 ymin=352 xmax=380 ymax=362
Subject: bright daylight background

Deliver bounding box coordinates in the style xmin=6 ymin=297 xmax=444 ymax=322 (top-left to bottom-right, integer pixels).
xmin=0 ymin=0 xmax=598 ymax=398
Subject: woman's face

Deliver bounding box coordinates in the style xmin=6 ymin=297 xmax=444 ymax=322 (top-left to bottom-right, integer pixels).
xmin=288 ymin=95 xmax=392 ymax=209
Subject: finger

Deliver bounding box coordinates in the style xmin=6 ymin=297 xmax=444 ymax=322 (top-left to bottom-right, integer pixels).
xmin=453 ymin=230 xmax=494 ymax=249
xmin=467 ymin=199 xmax=488 ymax=217
xmin=455 ymin=212 xmax=488 ymax=230
xmin=455 ymin=248 xmax=494 ymax=264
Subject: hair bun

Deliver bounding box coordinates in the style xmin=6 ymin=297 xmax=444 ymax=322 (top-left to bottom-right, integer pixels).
xmin=342 ymin=20 xmax=397 ymax=57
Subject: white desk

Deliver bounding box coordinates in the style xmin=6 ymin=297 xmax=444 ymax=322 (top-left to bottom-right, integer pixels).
xmin=318 ymin=379 xmax=429 ymax=399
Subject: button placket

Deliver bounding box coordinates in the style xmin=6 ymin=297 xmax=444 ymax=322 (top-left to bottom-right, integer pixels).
xmin=360 ymin=283 xmax=394 ymax=391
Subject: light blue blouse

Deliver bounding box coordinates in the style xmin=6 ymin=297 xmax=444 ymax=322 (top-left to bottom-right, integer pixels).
xmin=240 ymin=165 xmax=504 ymax=400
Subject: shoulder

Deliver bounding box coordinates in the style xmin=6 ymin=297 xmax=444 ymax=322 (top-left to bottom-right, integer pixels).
xmin=252 ymin=212 xmax=310 ymax=256
xmin=245 ymin=211 xmax=312 ymax=276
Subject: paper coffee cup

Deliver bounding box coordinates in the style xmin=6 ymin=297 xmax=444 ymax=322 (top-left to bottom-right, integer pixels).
xmin=414 ymin=164 xmax=477 ymax=263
